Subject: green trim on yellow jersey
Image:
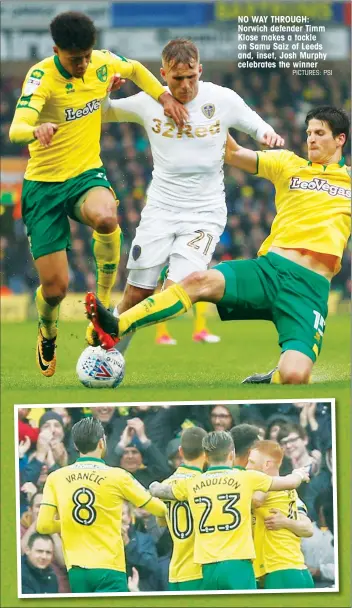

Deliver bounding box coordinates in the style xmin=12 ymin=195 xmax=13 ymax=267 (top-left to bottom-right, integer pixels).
xmin=54 ymin=55 xmax=72 ymax=80
xmin=76 ymin=456 xmax=105 ymax=463
xmin=308 ymin=155 xmax=345 ymax=168
xmin=207 ymin=465 xmax=233 ymax=471
xmin=234 ymin=465 xmax=246 ymax=470
xmin=179 ymin=464 xmax=203 ymax=473
xmin=41 ymin=502 xmax=57 ymax=508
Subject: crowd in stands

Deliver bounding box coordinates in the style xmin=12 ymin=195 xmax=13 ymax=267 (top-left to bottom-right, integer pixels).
xmin=1 ymin=65 xmax=350 ymax=297
xmin=18 ymin=402 xmax=335 ymax=594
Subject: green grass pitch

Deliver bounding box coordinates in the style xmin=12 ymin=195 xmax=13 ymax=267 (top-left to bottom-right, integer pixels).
xmin=1 ymin=314 xmax=350 ymax=406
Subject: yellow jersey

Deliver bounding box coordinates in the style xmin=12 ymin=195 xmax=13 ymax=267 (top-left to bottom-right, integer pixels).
xmin=163 ymin=464 xmax=203 ymax=583
xmin=9 ymin=50 xmax=165 ymax=182
xmin=172 ymin=465 xmax=272 ymax=564
xmin=41 ymin=456 xmax=166 ymax=572
xmin=253 ymin=489 xmax=308 ymax=577
xmin=256 ymin=150 xmax=351 ymax=274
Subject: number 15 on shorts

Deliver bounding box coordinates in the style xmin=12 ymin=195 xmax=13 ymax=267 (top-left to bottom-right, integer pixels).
xmin=313 ymin=310 xmax=325 ymax=336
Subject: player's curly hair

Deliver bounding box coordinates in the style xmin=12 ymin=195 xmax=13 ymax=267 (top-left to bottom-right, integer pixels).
xmin=162 ymin=38 xmax=199 ymax=68
xmin=229 ymin=424 xmax=260 ymax=458
xmin=72 ymin=417 xmax=105 ymax=454
xmin=50 ymin=11 xmax=96 ymax=51
xmin=202 ymin=431 xmax=234 ymax=464
xmin=305 ymin=106 xmax=350 ymax=148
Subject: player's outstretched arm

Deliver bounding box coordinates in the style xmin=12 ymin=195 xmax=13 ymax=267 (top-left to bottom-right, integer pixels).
xmin=264 ymin=509 xmax=313 ymax=538
xmin=270 ymin=468 xmax=310 ymax=491
xmin=142 ymin=496 xmax=167 ymax=518
xmin=149 ymin=481 xmax=176 ymax=500
xmin=225 ymin=135 xmax=258 ymax=174
xmin=115 ymin=56 xmax=188 ymax=127
xmin=36 ymin=504 xmax=61 ymax=535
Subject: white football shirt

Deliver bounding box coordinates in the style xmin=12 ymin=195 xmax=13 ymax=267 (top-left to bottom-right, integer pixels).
xmin=103 ymin=81 xmax=272 ymax=211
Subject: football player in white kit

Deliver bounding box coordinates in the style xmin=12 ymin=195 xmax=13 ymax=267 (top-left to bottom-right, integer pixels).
xmin=101 ymin=39 xmax=284 ymax=352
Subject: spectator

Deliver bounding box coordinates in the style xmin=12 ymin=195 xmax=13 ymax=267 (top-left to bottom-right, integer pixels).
xmin=208 ymin=404 xmax=240 ymax=432
xmin=277 ymin=424 xmax=331 ymax=519
xmin=20 ymin=492 xmax=70 ymax=593
xmin=121 ymin=502 xmax=161 ymax=591
xmin=91 ymin=406 xmax=122 ymax=466
xmin=21 ymin=412 xmax=68 ymax=493
xmin=115 ymin=418 xmax=170 ymax=487
xmin=301 ymin=489 xmax=335 ymax=588
xmin=21 ymin=533 xmax=58 ymax=594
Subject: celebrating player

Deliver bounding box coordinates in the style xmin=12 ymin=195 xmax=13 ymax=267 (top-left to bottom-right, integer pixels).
xmin=150 ymin=430 xmax=310 ymax=590
xmin=9 ymin=11 xmax=186 ymax=377
xmin=86 ymin=106 xmax=351 ymax=384
xmin=160 ymin=426 xmax=207 ymax=591
xmin=36 ymin=417 xmax=166 ymax=593
xmin=101 ymin=38 xmax=283 ymax=354
xmin=247 ymin=440 xmax=315 ymax=589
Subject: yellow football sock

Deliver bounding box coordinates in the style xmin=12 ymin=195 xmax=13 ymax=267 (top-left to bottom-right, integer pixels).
xmin=92 ymin=226 xmax=121 ymax=308
xmin=119 ymin=284 xmax=192 ymax=337
xmin=270 ymin=370 xmax=282 ymax=384
xmin=155 ymin=321 xmax=171 ymax=339
xmin=35 ymin=285 xmax=59 ymax=339
xmin=271 ymin=369 xmax=312 ymax=384
xmin=193 ymin=301 xmax=208 ymax=334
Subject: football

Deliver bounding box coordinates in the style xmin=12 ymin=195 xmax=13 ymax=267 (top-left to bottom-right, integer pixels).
xmin=76 ymin=346 xmax=125 ymax=388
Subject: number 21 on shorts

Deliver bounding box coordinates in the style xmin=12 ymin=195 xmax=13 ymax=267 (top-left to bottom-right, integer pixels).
xmin=187 ymin=230 xmax=214 ymax=256
xmin=313 ymin=310 xmax=325 ymax=336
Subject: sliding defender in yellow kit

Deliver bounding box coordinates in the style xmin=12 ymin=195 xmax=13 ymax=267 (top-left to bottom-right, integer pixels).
xmin=86 ymin=106 xmax=351 ymax=384
xmin=9 ymin=10 xmax=186 ymax=377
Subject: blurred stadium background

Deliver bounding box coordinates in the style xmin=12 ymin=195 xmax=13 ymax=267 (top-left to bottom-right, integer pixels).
xmin=1 ymin=0 xmax=351 ymax=323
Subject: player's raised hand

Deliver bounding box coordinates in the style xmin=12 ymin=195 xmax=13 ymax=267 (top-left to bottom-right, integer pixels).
xmin=159 ymin=91 xmax=189 ymax=128
xmin=259 ymin=130 xmax=285 ymax=148
xmin=107 ymin=73 xmax=126 ymax=93
xmin=34 ymin=123 xmax=58 ymax=147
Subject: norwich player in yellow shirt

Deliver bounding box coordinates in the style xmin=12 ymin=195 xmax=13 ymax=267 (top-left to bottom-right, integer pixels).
xmin=247 ymin=440 xmax=314 ymax=589
xmin=86 ymin=105 xmax=351 ymax=385
xmin=36 ymin=417 xmax=166 ymax=593
xmin=161 ymin=426 xmax=207 ymax=591
xmin=9 ymin=11 xmax=186 ymax=378
xmin=150 ymin=430 xmax=310 ymax=590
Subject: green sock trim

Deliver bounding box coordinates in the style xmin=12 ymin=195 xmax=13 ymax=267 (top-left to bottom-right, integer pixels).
xmin=122 ymin=301 xmax=184 ymax=335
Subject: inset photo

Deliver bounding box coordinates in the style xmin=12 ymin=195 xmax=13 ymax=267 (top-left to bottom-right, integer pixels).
xmin=15 ymin=400 xmax=337 ymax=598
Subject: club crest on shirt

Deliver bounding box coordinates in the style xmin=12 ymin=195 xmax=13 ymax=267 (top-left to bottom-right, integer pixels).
xmin=132 ymin=245 xmax=141 ymax=260
xmin=96 ymin=64 xmax=108 ymax=82
xmin=201 ymin=103 xmax=215 ymax=119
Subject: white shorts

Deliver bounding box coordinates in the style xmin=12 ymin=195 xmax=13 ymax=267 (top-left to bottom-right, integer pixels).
xmin=127 ymin=203 xmax=227 ymax=289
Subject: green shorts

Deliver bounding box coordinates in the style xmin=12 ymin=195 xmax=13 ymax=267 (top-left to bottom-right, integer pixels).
xmin=264 ymin=568 xmax=314 ymax=589
xmin=68 ymin=566 xmax=128 ymax=593
xmin=202 ymin=559 xmax=256 ymax=591
xmin=214 ymin=252 xmax=330 ymax=362
xmin=22 ymin=167 xmax=116 ymax=260
xmin=169 ymin=578 xmax=203 ymax=591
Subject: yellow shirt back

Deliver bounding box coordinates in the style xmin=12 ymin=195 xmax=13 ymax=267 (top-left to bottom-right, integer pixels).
xmin=10 ymin=50 xmax=165 ymax=182
xmin=256 ymin=150 xmax=351 ymax=274
xmin=172 ymin=466 xmax=272 ymax=564
xmin=41 ymin=457 xmax=158 ymax=572
xmin=163 ymin=464 xmax=203 ymax=583
xmin=253 ymin=489 xmax=308 ymax=577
